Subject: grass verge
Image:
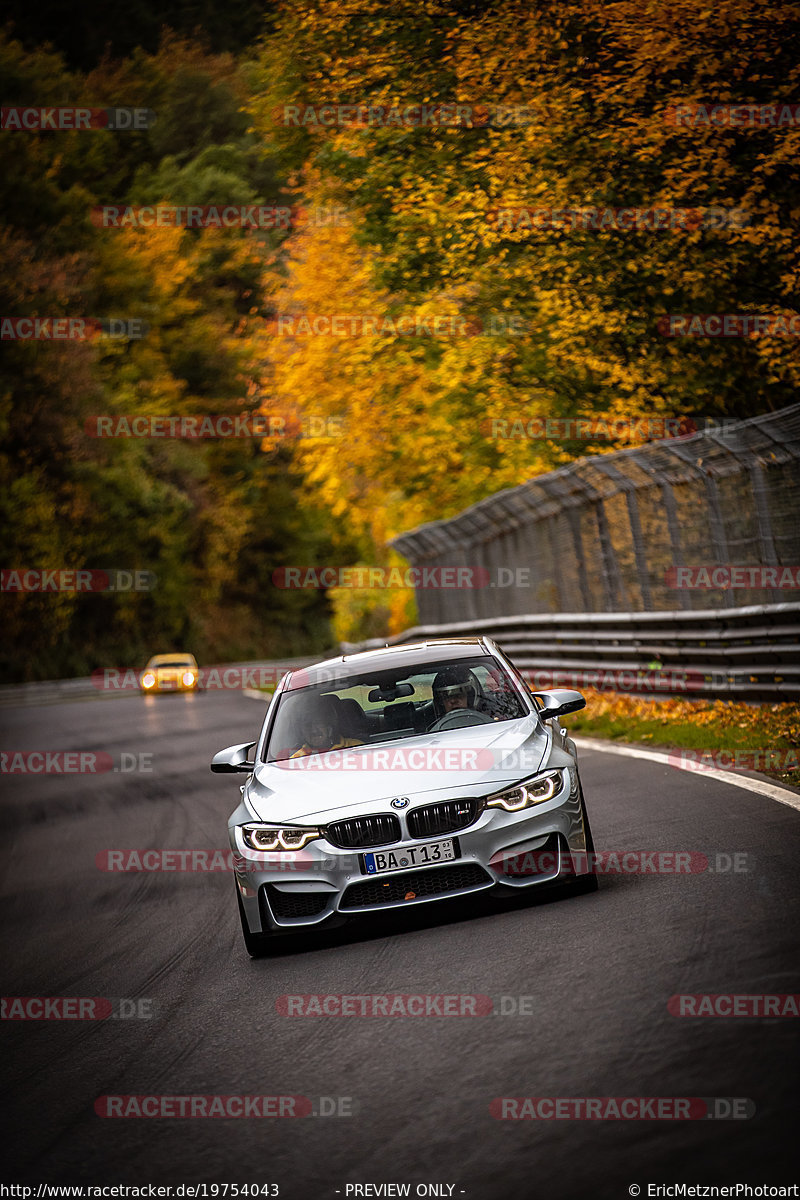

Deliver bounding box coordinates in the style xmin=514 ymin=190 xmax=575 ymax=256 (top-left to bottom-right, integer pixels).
xmin=564 ymin=691 xmax=800 ymax=788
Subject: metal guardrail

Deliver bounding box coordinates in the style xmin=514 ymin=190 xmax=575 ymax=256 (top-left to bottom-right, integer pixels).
xmin=5 ymin=607 xmax=796 ymax=705
xmin=342 ymin=602 xmax=800 ymax=701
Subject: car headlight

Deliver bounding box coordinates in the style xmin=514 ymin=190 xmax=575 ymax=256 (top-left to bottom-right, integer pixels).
xmin=485 ymin=770 xmax=564 ymax=812
xmin=182 ymin=671 xmax=196 ymax=686
xmin=141 ymin=672 xmax=156 ymax=689
xmin=240 ymin=825 xmax=322 ymax=852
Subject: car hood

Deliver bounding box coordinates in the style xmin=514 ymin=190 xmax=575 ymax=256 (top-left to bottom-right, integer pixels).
xmin=245 ymin=718 xmax=549 ymax=823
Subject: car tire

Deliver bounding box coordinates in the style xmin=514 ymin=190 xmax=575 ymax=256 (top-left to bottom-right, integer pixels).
xmin=561 ymin=783 xmax=599 ymax=895
xmin=236 ymin=882 xmax=274 ymax=958
xmin=579 ymin=781 xmax=596 ymax=852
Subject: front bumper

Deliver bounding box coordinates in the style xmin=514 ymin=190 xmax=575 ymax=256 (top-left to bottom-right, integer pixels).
xmin=233 ymin=769 xmax=591 ymax=937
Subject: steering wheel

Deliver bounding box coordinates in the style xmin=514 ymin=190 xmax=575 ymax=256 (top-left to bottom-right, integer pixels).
xmin=427 ymin=708 xmax=495 ymax=732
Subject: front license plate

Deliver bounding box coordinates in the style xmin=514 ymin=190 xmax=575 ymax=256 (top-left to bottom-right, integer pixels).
xmin=362 ymin=838 xmax=459 ymax=875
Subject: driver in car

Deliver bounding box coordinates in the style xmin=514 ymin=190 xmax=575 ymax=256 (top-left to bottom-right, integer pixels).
xmin=429 ymin=665 xmax=486 ymax=728
xmin=290 ymin=694 xmax=363 ymax=758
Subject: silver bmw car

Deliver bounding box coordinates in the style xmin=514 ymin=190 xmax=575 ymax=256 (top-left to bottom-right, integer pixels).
xmin=211 ymin=637 xmax=597 ymax=956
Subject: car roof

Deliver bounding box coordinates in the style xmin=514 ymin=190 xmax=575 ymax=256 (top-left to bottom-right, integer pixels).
xmin=147 ymin=653 xmax=197 ymax=665
xmin=284 ymin=637 xmax=494 ymax=690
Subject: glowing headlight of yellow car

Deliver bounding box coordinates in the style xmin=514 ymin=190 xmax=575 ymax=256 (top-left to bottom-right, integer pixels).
xmin=485 ymin=770 xmax=564 ymax=812
xmin=141 ymin=672 xmax=156 ymax=689
xmin=240 ymin=825 xmax=322 ymax=852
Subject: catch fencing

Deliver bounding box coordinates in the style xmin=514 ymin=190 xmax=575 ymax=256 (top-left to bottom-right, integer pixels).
xmin=391 ymin=404 xmax=800 ymax=622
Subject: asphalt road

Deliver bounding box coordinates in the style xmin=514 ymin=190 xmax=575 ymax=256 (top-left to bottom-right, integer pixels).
xmin=2 ymin=691 xmax=799 ymax=1198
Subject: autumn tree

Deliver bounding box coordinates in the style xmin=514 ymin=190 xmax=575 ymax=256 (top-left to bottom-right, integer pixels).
xmin=244 ymin=0 xmax=799 ymax=637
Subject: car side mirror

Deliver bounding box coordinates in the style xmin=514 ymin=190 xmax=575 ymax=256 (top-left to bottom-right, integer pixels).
xmin=531 ymin=689 xmax=586 ymax=721
xmin=210 ymin=741 xmax=257 ymax=773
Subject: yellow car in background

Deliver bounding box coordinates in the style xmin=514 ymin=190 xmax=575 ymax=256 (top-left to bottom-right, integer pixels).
xmin=140 ymin=653 xmax=199 ymax=694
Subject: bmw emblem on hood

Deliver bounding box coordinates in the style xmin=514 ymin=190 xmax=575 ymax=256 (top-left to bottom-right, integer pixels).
xmin=391 ymin=796 xmax=410 ymax=809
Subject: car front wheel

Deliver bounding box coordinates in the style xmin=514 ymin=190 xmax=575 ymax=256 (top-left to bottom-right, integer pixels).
xmin=561 ymin=783 xmax=598 ymax=895
xmin=236 ymin=883 xmax=274 ymax=958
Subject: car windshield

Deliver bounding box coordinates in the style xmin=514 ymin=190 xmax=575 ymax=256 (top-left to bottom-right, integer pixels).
xmin=150 ymin=658 xmax=194 ymax=669
xmin=264 ymin=655 xmax=528 ymax=763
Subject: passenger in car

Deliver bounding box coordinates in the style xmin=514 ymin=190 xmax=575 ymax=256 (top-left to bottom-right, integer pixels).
xmin=331 ymin=695 xmax=372 ymax=740
xmin=290 ymin=694 xmax=364 ymax=758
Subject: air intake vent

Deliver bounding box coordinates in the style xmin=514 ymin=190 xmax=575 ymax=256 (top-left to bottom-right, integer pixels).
xmin=341 ymin=863 xmax=491 ymax=909
xmin=264 ymin=886 xmax=330 ymax=918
